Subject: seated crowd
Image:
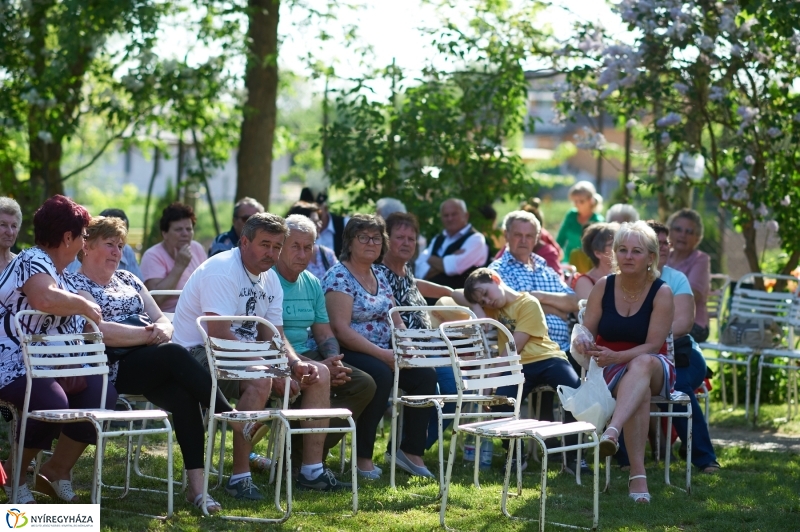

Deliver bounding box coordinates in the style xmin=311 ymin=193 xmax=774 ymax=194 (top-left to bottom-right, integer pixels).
xmin=0 ymin=188 xmax=719 ymax=510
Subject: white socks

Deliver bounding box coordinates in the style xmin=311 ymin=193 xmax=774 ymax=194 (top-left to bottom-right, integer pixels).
xmin=228 ymin=472 xmax=251 ymax=485
xmin=300 ymin=463 xmax=323 ymax=479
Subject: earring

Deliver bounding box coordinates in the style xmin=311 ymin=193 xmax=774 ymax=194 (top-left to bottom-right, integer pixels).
xmin=647 ymin=264 xmax=651 ymax=271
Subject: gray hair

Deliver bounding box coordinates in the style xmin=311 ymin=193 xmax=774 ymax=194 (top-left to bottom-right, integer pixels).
xmin=501 ymin=210 xmax=541 ymax=233
xmin=606 ymin=203 xmax=639 ymax=224
xmin=667 ymin=208 xmax=704 ymax=242
xmin=440 ymin=198 xmax=467 ymax=213
xmin=376 ymin=197 xmax=406 ymax=220
xmin=233 ymin=196 xmax=265 ymax=218
xmin=240 ymin=212 xmax=287 ymax=242
xmin=285 ymin=214 xmax=317 ymax=240
xmin=611 ymin=221 xmax=660 ymax=282
xmin=0 ymin=197 xmax=22 ymax=225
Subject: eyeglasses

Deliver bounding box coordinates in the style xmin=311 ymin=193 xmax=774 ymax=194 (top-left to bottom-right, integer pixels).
xmin=81 ymin=233 xmax=90 ymax=239
xmin=356 ymin=234 xmax=383 ymax=245
xmin=237 ymin=215 xmax=252 ymax=224
xmin=658 ymin=240 xmax=671 ymax=248
xmin=670 ymin=226 xmax=695 ymax=236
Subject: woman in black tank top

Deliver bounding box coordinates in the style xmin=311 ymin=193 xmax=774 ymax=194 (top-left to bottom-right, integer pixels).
xmin=577 ymin=222 xmax=674 ymax=503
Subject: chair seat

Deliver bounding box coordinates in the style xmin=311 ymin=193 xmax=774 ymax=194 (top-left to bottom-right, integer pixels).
xmin=651 ymin=391 xmax=691 ymax=405
xmin=460 ymin=418 xmax=561 ymax=438
xmin=279 ymin=408 xmax=353 ymax=420
xmin=215 ymin=410 xmax=279 ymax=422
xmin=760 ymin=348 xmax=800 ymax=357
xmin=398 ymin=394 xmax=513 ymax=407
xmin=527 ymin=421 xmax=597 ymax=440
xmin=29 ymin=408 xmax=168 ymax=422
xmin=698 ymin=342 xmax=753 ymax=354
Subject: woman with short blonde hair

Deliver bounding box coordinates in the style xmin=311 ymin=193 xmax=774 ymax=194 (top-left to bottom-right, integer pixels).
xmin=577 ymin=220 xmax=675 ymax=503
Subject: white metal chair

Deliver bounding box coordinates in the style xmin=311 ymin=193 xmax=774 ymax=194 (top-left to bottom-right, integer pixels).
xmin=439 ymin=318 xmax=600 ymax=531
xmin=701 ymin=273 xmax=798 ymax=421
xmin=196 ymin=315 xmax=357 ymax=523
xmin=754 ymin=281 xmax=800 ymax=423
xmin=13 ymin=310 xmax=174 ymax=517
xmin=387 ymin=306 xmax=515 ymax=497
xmin=149 ymin=289 xmax=183 ymax=322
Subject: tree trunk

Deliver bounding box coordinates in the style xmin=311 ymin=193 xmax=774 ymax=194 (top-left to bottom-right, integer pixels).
xmin=741 ymin=219 xmax=762 ymax=276
xmin=236 ymin=0 xmax=280 ymax=210
xmin=28 ymin=135 xmax=64 ymax=201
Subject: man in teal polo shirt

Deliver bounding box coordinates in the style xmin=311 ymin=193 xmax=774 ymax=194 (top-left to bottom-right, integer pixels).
xmin=274 ymin=214 xmax=377 ymax=477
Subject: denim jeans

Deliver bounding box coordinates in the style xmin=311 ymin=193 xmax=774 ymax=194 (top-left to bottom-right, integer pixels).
xmin=492 ymin=357 xmax=581 ymax=458
xmin=616 ymin=342 xmax=717 ymax=469
xmin=425 ymin=366 xmax=457 ymax=450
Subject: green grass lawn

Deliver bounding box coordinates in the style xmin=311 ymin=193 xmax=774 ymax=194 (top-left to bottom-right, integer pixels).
xmin=15 ymin=398 xmax=798 ymax=531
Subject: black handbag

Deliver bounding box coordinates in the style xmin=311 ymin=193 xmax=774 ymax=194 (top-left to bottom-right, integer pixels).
xmin=105 ymin=314 xmax=153 ymax=363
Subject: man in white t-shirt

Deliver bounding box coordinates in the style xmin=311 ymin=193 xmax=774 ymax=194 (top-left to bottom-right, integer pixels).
xmin=173 ymin=213 xmax=350 ymax=500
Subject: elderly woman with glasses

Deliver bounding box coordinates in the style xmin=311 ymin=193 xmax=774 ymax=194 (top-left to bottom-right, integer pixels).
xmin=0 ymin=195 xmax=115 ymax=503
xmin=322 ymin=214 xmax=437 ymax=480
xmin=665 ymin=209 xmax=711 ymax=343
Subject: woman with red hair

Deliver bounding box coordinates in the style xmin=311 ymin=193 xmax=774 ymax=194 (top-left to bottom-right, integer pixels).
xmin=0 ymin=195 xmax=116 ymax=503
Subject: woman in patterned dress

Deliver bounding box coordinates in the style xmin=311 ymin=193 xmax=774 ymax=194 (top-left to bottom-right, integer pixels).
xmin=323 ymin=214 xmax=437 ymax=480
xmin=0 ymin=195 xmax=112 ymax=503
xmin=376 ymin=212 xmax=457 ymax=450
xmin=71 ymin=216 xmax=230 ymax=514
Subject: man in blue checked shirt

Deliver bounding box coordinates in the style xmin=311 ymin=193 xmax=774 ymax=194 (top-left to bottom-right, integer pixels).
xmin=488 ymin=210 xmax=580 ymax=367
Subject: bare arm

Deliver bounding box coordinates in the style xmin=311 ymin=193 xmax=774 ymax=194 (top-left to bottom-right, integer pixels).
xmin=25 ymin=273 xmax=102 ymax=323
xmin=325 ymin=291 xmax=394 ymax=367
xmin=573 ymin=276 xmax=595 ymax=301
xmin=529 ymin=290 xmax=579 ymax=313
xmin=310 ymin=322 xmax=351 ymax=387
xmin=416 ymin=279 xmax=453 ymax=299
xmin=672 ymin=293 xmax=695 ymax=338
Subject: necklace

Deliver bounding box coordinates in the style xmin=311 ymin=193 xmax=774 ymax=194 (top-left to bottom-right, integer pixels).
xmin=241 ymin=258 xmax=260 ymax=287
xmin=620 ymin=279 xmax=646 ymax=303
xmin=345 ymin=263 xmax=375 ymax=289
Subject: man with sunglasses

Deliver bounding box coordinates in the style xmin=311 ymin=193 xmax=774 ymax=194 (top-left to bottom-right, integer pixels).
xmin=208 ymin=197 xmax=265 ymax=257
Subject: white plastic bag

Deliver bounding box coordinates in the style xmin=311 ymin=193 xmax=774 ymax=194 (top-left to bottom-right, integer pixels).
xmin=557 ymin=358 xmax=616 ymax=432
xmin=570 ymin=323 xmax=596 ymax=370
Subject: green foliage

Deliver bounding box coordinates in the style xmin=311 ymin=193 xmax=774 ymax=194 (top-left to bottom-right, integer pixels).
xmin=325 ymin=1 xmax=551 ymax=236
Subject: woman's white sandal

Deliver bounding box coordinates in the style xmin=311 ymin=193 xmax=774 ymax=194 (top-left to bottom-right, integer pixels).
xmin=628 ymin=474 xmax=651 ymax=503
xmin=598 ymin=426 xmax=620 ymax=459
xmin=35 ymin=474 xmax=78 ymax=502
xmin=4 ymin=483 xmax=35 ymax=504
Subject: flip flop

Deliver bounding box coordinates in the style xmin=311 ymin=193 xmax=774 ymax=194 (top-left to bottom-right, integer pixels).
xmin=188 ymin=492 xmax=221 ymax=515
xmin=701 ymin=461 xmax=721 ymax=474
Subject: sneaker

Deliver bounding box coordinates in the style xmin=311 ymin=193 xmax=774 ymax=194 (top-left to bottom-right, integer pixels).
xmin=297 ymin=468 xmax=352 ymax=491
xmin=249 ymin=453 xmax=272 ymax=472
xmin=567 ymin=458 xmax=593 ymax=477
xmin=243 ymin=422 xmax=269 ymax=447
xmin=225 ymin=477 xmax=264 ymax=500
xmin=357 ymin=464 xmax=382 ymax=480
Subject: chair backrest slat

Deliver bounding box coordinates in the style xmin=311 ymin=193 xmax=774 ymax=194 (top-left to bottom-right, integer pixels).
xmin=196 ymin=316 xmax=288 ymax=384
xmin=26 ymin=344 xmax=105 ymax=356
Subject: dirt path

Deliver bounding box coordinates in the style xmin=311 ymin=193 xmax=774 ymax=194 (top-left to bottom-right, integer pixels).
xmin=710 ymin=426 xmax=800 ymax=453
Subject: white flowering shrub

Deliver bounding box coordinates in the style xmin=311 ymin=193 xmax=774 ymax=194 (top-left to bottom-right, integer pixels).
xmin=555 ymin=1 xmax=800 ymax=275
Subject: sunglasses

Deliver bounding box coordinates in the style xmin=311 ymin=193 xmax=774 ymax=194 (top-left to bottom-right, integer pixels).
xmin=237 ymin=215 xmax=252 ymax=224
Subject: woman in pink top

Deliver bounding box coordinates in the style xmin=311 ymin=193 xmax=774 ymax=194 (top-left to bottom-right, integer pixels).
xmin=140 ymin=202 xmax=206 ymax=312
xmin=666 ymin=209 xmax=710 ymax=342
